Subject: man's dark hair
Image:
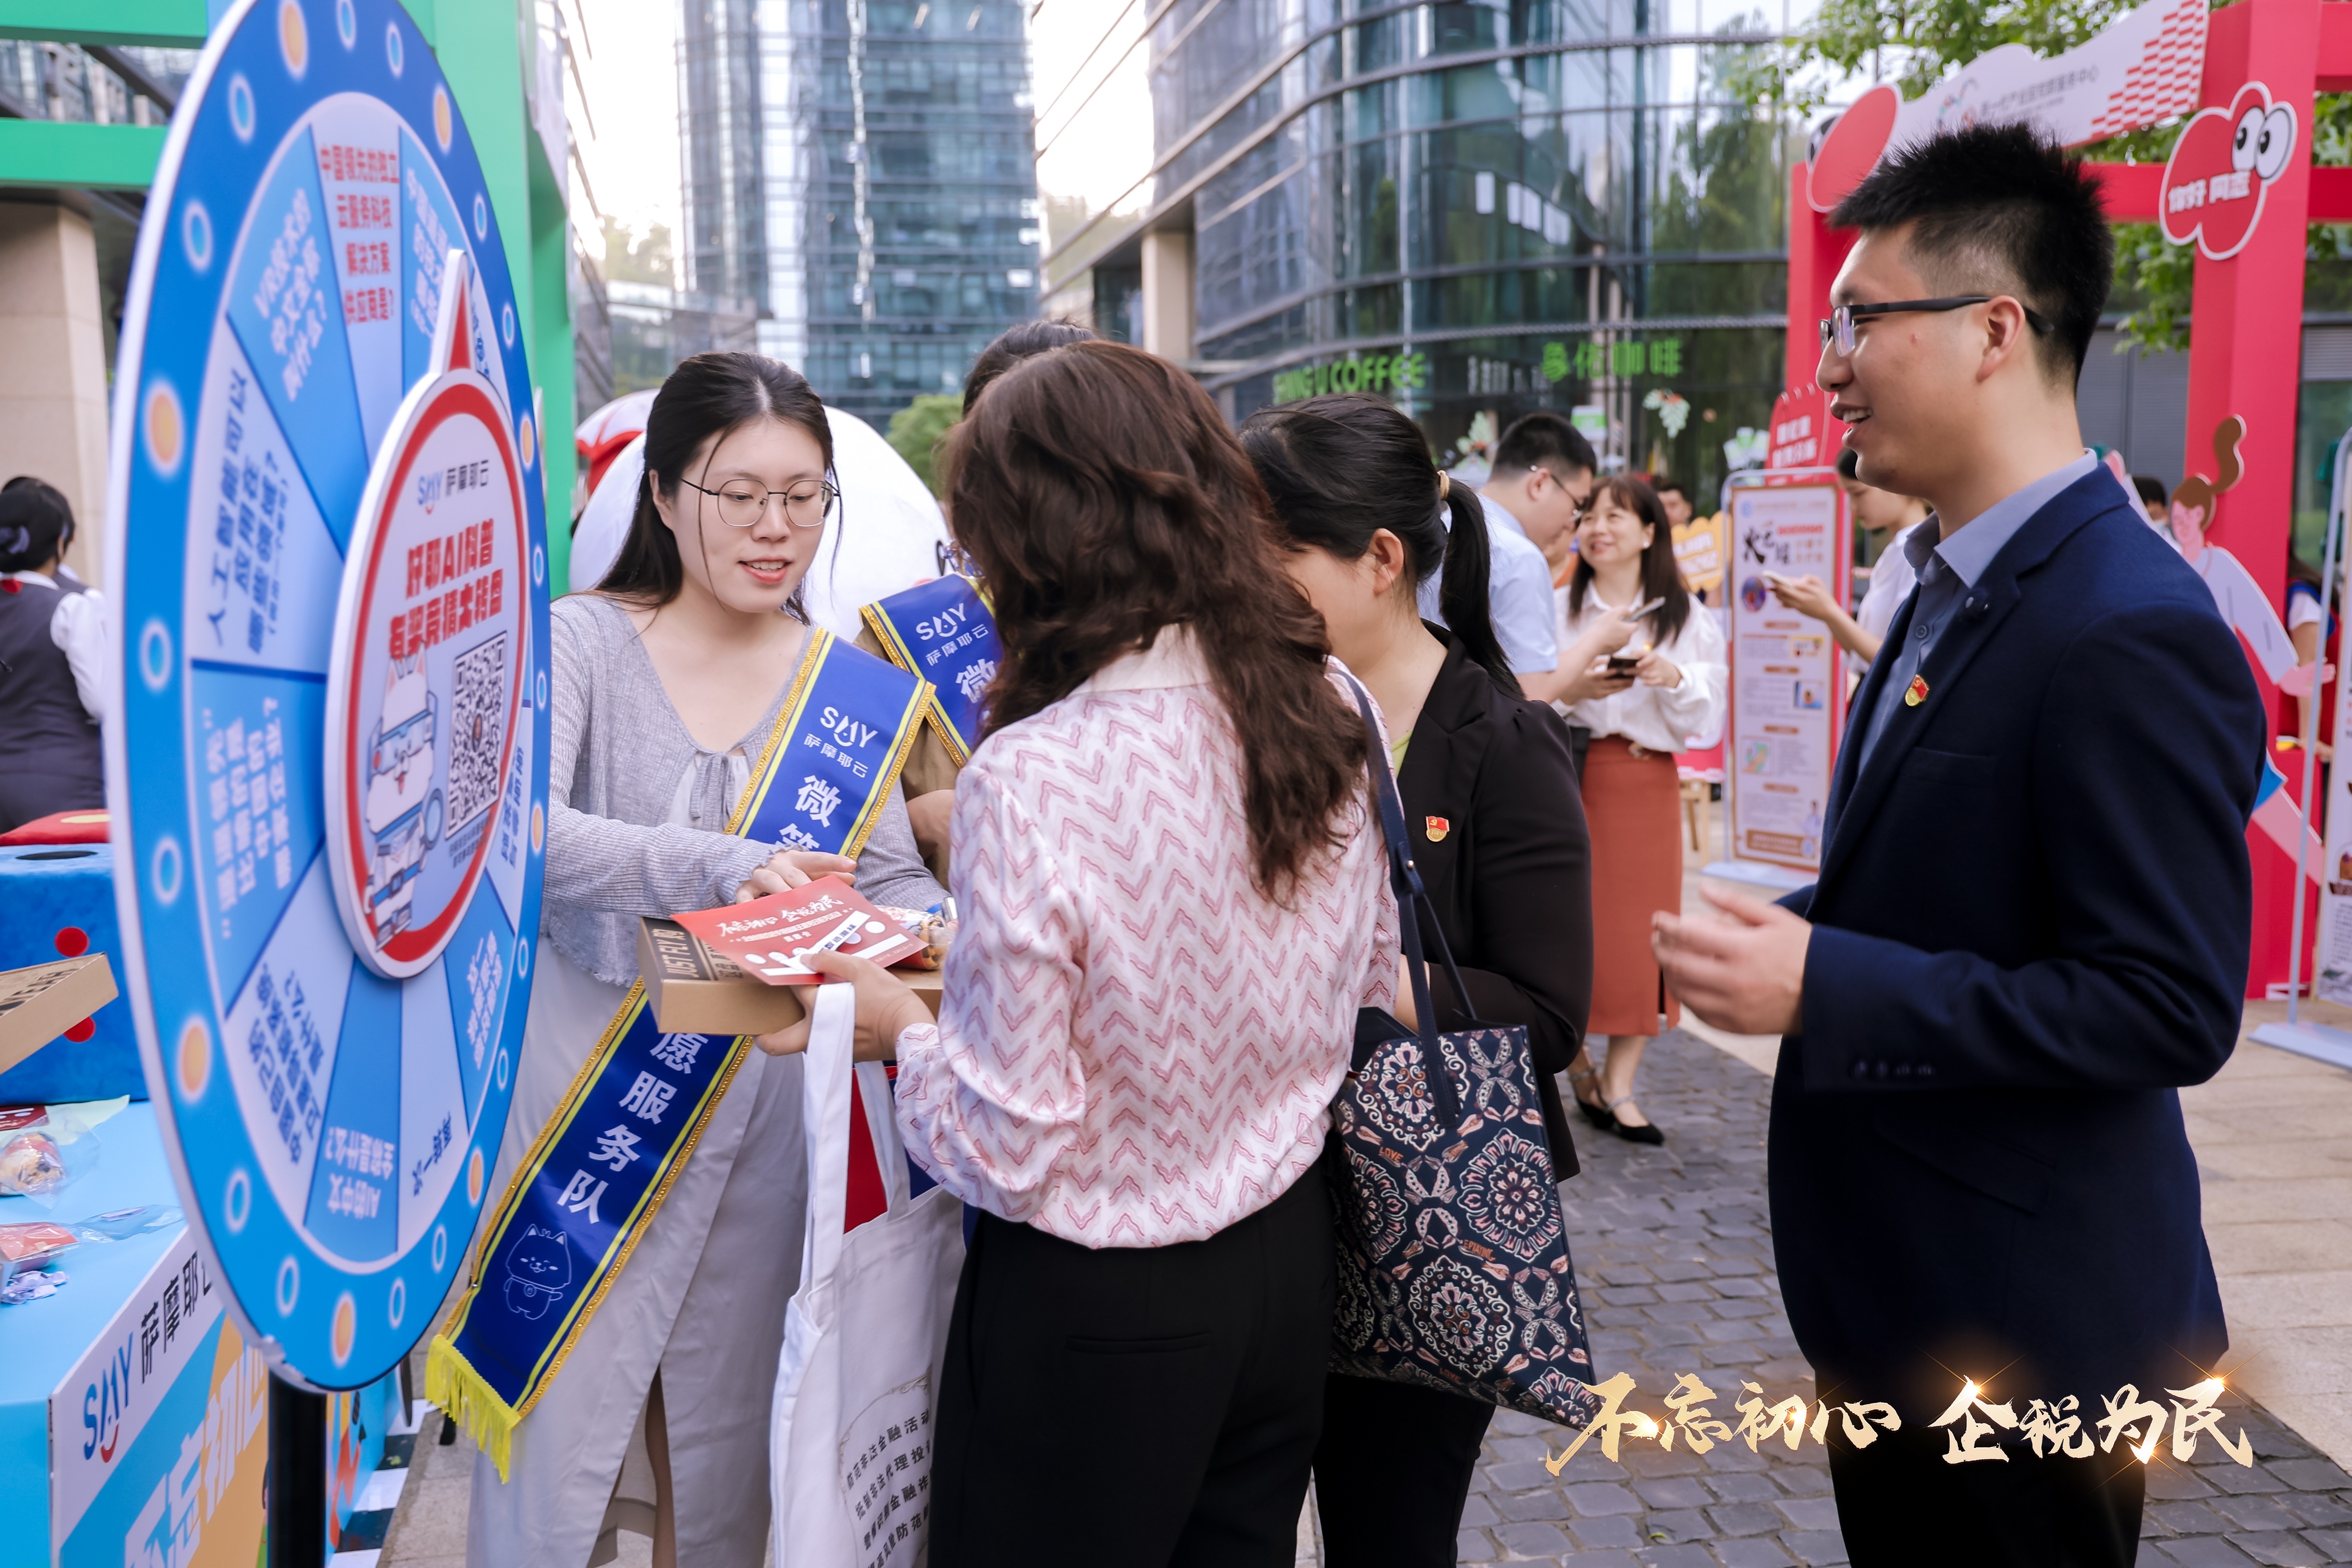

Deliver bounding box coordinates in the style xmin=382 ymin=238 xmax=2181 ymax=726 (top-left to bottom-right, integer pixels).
xmin=964 ymin=319 xmax=1098 ymax=414
xmin=1830 ymin=122 xmax=2113 ymax=386
xmin=1492 ymin=410 xmax=1597 ymax=479
xmin=1653 ymin=478 xmax=1690 ymax=502
xmin=2133 ymin=474 xmax=2168 ymax=509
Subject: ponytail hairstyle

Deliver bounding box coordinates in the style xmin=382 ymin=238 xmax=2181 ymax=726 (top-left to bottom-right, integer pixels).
xmin=597 ymin=351 xmax=835 ymax=614
xmin=1568 ymin=473 xmax=1691 ymax=645
xmin=941 ymin=340 xmax=1368 ymax=907
xmin=0 ymin=476 xmax=74 ymax=574
xmin=1238 ymin=394 xmax=1517 ymax=696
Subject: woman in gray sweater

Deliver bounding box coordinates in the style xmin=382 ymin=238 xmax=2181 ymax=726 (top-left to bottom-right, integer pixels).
xmin=468 ymin=353 xmax=942 ymax=1568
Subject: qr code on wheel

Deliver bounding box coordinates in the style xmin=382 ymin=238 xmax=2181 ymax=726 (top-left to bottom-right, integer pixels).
xmin=446 ymin=632 xmax=510 ymax=831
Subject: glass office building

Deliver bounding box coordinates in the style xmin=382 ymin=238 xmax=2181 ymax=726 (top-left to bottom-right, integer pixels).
xmin=680 ymin=0 xmax=1042 ymax=427
xmin=1040 ymin=0 xmax=1810 ymax=498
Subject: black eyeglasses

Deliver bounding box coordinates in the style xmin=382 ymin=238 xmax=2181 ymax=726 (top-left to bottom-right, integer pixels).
xmin=679 ymin=476 xmax=839 ymax=530
xmin=1819 ymin=296 xmax=2057 ymax=357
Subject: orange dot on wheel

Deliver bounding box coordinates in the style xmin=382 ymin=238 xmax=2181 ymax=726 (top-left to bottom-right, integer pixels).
xmin=53 ymin=927 xmax=88 ymax=957
xmin=64 ymin=1018 xmax=95 ymax=1043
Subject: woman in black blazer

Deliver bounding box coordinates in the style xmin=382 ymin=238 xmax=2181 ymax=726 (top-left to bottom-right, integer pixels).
xmin=1242 ymin=395 xmax=1595 ymax=1568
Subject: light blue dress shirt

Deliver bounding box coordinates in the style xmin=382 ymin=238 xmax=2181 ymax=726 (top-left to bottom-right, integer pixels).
xmin=1851 ymin=454 xmax=2098 ymax=780
xmin=1416 ymin=493 xmax=1561 ymax=674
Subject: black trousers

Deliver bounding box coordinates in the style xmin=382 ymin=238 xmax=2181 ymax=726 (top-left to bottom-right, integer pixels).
xmin=930 ymin=1161 xmax=1335 ymax=1568
xmin=1313 ymin=1374 xmax=1494 ymax=1567
xmin=1827 ymin=1421 xmax=2147 ymax=1567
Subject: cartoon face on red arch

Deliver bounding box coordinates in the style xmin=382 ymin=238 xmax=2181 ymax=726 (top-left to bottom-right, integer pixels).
xmin=2160 ymin=83 xmax=2298 ymax=261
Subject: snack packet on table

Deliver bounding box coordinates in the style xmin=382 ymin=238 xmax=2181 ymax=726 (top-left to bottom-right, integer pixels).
xmin=0 ymin=1098 xmax=123 ymax=1208
xmin=0 ymin=1201 xmax=183 ymax=1295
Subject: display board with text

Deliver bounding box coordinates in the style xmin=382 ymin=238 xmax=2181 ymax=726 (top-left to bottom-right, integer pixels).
xmin=2310 ymin=599 xmax=2352 ymax=1004
xmin=1726 ymin=482 xmax=1849 ymax=874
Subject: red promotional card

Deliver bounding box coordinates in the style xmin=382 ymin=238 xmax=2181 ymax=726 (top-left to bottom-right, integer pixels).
xmin=668 ymin=875 xmax=921 ymax=985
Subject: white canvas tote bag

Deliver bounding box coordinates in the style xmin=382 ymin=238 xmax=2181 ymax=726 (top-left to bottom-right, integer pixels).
xmin=769 ymin=983 xmax=966 ymax=1568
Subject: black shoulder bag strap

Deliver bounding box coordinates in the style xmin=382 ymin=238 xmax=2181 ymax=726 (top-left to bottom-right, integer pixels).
xmin=1337 ymin=672 xmax=1479 ymax=1129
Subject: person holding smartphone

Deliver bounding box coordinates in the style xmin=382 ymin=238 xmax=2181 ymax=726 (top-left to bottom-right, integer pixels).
xmin=1766 ymin=449 xmax=1929 ymax=666
xmin=1554 ymin=475 xmax=1725 ymax=1142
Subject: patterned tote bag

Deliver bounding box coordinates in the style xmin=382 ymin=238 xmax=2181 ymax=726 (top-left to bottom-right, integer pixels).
xmin=1326 ymin=677 xmax=1604 ymax=1429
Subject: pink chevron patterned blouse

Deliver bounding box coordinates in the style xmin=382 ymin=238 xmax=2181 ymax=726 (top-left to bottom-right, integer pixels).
xmin=892 ymin=629 xmax=1400 ymax=1248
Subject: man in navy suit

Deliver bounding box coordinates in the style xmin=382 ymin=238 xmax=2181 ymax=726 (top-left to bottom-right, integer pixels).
xmin=1653 ymin=124 xmax=2266 ymax=1564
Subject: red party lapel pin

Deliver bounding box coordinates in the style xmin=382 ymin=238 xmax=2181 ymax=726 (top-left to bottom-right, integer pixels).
xmin=1904 ymin=675 xmax=1929 ymax=707
xmin=1425 ymin=816 xmax=1450 ymax=842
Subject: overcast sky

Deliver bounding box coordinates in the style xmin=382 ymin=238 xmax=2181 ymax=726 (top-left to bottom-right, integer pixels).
xmin=569 ymin=0 xmax=682 ymax=247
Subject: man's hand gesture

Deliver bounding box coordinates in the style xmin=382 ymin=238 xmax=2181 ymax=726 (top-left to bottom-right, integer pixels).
xmin=1652 ymin=886 xmax=1812 ymax=1036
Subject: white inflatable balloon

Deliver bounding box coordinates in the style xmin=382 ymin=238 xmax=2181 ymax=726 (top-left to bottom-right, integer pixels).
xmin=565 ymin=407 xmax=949 ymax=637
xmin=567 ymin=430 xmax=645 ymax=595
xmin=800 ymin=407 xmax=952 ymax=637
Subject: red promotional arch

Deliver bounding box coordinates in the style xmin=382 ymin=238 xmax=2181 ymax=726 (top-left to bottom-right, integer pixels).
xmin=1781 ymin=0 xmax=2352 ymax=996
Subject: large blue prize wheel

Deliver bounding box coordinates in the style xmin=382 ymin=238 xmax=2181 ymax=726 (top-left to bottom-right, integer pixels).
xmin=105 ymin=0 xmax=549 ymax=1390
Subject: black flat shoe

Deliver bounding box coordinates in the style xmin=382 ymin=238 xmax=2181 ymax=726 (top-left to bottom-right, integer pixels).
xmin=1607 ymin=1098 xmax=1665 ymax=1145
xmin=1569 ymin=1068 xmax=1615 ymax=1129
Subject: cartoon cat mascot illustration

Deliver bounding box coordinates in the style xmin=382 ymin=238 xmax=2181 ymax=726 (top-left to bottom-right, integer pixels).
xmin=503 ymin=1222 xmax=573 ymax=1321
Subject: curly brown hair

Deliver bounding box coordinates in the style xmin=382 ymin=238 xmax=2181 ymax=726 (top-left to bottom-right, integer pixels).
xmin=943 ymin=340 xmax=1369 ymax=906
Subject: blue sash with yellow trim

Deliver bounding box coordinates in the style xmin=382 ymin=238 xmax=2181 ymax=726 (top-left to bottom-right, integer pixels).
xmin=427 ymin=629 xmax=927 ymax=1477
xmin=860 ymin=575 xmax=996 ymax=764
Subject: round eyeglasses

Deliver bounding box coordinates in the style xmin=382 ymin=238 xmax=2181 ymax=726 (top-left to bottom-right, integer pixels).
xmin=679 ymin=476 xmax=839 ymax=529
xmin=1818 ymin=296 xmax=2056 ymax=359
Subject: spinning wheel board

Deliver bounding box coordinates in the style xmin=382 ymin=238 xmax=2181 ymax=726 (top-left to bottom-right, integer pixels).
xmin=105 ymin=0 xmax=549 ymax=1389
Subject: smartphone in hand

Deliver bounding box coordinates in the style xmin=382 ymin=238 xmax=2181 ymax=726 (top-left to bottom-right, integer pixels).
xmin=1603 ymin=597 xmax=1666 ymax=673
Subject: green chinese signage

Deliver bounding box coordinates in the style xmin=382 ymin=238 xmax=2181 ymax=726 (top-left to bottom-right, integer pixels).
xmin=1541 ymin=337 xmax=1684 ymax=381
xmin=1273 ymin=352 xmax=1431 ymax=404
xmin=1270 ymin=335 xmax=1686 ymax=406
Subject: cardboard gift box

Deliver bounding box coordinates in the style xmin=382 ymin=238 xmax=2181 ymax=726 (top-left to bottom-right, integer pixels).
xmin=0 ymin=842 xmax=141 ymax=1104
xmin=637 ymin=916 xmax=945 ymax=1036
xmin=0 ymin=953 xmax=117 ymax=1078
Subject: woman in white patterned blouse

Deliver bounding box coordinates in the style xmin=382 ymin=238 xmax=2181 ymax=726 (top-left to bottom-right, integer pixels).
xmin=766 ymin=340 xmax=1399 ymax=1566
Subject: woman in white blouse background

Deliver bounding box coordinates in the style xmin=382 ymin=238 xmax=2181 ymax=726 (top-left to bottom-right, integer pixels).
xmin=1553 ymin=475 xmax=1725 ymax=1143
xmin=776 ymin=339 xmax=1398 ymax=1567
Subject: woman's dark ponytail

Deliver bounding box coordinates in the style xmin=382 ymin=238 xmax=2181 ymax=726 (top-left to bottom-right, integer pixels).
xmin=0 ymin=477 xmax=74 ymax=574
xmin=1432 ymin=475 xmax=1515 ymax=693
xmin=1239 ymin=395 xmax=1518 ymax=696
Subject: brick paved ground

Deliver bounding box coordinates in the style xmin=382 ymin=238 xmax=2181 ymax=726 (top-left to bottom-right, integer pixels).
xmin=1450 ymin=1029 xmax=2352 ymax=1568
xmin=380 ymin=1022 xmax=2352 ymax=1566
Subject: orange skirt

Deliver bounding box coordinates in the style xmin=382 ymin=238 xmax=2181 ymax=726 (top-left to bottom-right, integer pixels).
xmin=1582 ymin=735 xmax=1683 ymax=1039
